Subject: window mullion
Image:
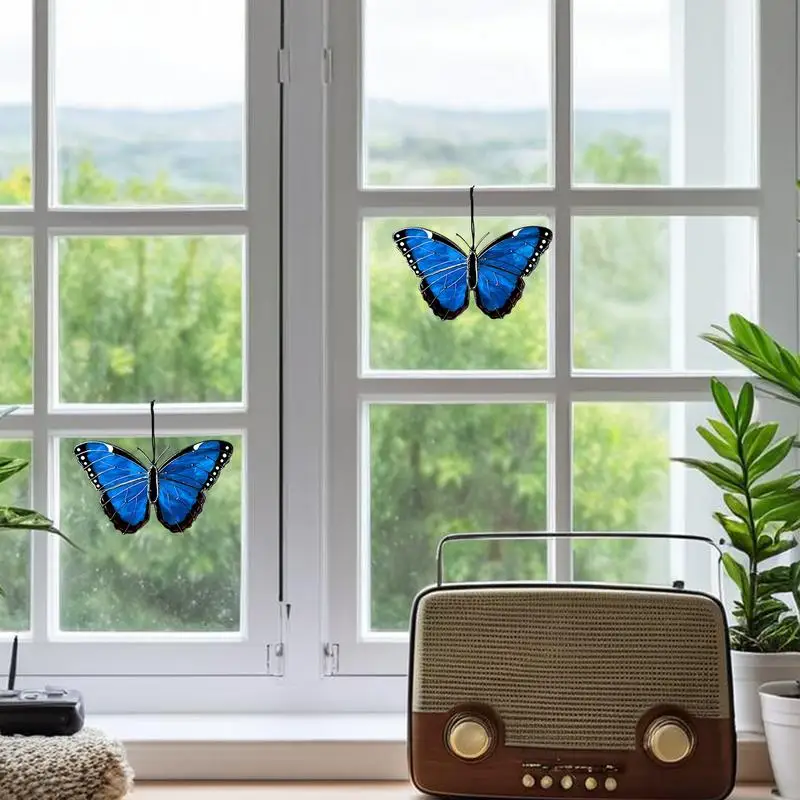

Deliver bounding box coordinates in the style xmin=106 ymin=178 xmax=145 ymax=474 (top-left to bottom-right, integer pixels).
xmin=30 ymin=0 xmax=52 ymax=644
xmin=550 ymin=0 xmax=572 ymax=582
xmin=242 ymin=0 xmax=283 ymax=656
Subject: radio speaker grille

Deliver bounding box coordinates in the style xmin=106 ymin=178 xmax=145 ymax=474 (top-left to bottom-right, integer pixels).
xmin=411 ymin=588 xmax=730 ymax=750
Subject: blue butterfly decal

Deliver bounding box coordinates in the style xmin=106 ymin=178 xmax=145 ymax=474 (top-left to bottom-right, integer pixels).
xmin=393 ymin=186 xmax=553 ymax=320
xmin=74 ymin=402 xmax=233 ymax=534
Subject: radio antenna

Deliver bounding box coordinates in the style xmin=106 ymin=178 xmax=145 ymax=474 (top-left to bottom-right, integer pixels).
xmin=7 ymin=635 xmax=18 ymax=691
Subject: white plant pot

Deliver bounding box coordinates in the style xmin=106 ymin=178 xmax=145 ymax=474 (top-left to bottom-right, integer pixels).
xmin=760 ymin=680 xmax=800 ymax=800
xmin=732 ymin=651 xmax=800 ymax=734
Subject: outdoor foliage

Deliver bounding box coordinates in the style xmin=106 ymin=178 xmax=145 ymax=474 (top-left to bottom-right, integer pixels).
xmin=0 ymin=123 xmax=670 ymax=633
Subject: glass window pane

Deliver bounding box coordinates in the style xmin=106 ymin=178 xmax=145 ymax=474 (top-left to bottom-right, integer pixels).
xmin=59 ymin=434 xmax=242 ymax=632
xmin=367 ymin=216 xmax=550 ymax=371
xmin=368 ymin=403 xmax=547 ymax=634
xmin=572 ymin=401 xmax=720 ymax=591
xmin=58 ymin=236 xmax=244 ymax=404
xmin=363 ymin=0 xmax=551 ymax=187
xmin=54 ymin=0 xmax=245 ymax=206
xmin=0 ymin=238 xmax=32 ymax=405
xmin=0 ymin=0 xmax=31 ymax=205
xmin=573 ymin=0 xmax=757 ymax=187
xmin=572 ymin=216 xmax=756 ymax=373
xmin=0 ymin=439 xmax=31 ymax=630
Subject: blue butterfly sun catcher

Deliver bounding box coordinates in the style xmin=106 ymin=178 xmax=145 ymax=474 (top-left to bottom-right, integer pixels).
xmin=392 ymin=186 xmax=553 ymax=321
xmin=74 ymin=401 xmax=233 ymax=535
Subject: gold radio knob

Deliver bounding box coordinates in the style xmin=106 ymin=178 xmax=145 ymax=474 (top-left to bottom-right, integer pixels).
xmin=560 ymin=776 xmax=574 ymax=790
xmin=644 ymin=716 xmax=695 ymax=764
xmin=522 ymin=774 xmax=535 ymax=788
xmin=585 ymin=777 xmax=598 ymax=791
xmin=540 ymin=775 xmax=554 ymax=789
xmin=446 ymin=715 xmax=492 ymax=760
xmin=604 ymin=777 xmax=617 ymax=791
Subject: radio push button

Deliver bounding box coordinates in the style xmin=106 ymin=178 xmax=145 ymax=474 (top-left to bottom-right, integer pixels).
xmin=445 ymin=714 xmax=493 ymax=760
xmin=644 ymin=716 xmax=695 ymax=764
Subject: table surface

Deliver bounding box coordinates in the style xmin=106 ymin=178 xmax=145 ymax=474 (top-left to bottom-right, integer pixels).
xmin=131 ymin=783 xmax=776 ymax=799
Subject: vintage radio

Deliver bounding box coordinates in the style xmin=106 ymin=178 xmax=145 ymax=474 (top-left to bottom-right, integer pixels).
xmin=408 ymin=532 xmax=736 ymax=800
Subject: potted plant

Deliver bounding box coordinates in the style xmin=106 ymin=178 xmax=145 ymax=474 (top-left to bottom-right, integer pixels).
xmin=0 ymin=406 xmax=78 ymax=597
xmin=759 ymin=679 xmax=800 ymax=799
xmin=673 ymin=377 xmax=800 ymax=734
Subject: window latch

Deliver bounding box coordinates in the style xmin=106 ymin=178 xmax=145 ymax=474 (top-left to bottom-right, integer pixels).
xmin=323 ymin=642 xmax=340 ymax=676
xmin=278 ymin=49 xmax=290 ymax=84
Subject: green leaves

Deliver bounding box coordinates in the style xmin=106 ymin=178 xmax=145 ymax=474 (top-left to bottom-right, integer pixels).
xmin=673 ymin=376 xmax=800 ymax=652
xmin=710 ymin=378 xmax=738 ymax=429
xmin=0 ymin=507 xmax=81 ymax=551
xmin=671 ymin=457 xmax=743 ymax=492
xmin=703 ymin=314 xmax=800 ymax=401
xmin=0 ymin=406 xmax=81 ymax=601
xmin=0 ymin=456 xmax=29 ymax=487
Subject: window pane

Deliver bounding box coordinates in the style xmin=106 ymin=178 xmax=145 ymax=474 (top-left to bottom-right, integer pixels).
xmin=367 ymin=216 xmax=550 ymax=371
xmin=0 ymin=439 xmax=31 ymax=630
xmin=0 ymin=0 xmax=31 ymax=205
xmin=58 ymin=236 xmax=244 ymax=404
xmin=59 ymin=434 xmax=242 ymax=632
xmin=573 ymin=0 xmax=757 ymax=187
xmin=573 ymin=216 xmax=756 ymax=373
xmin=368 ymin=403 xmax=547 ymax=633
xmin=572 ymin=402 xmax=719 ymax=591
xmin=0 ymin=238 xmax=32 ymax=405
xmin=363 ymin=0 xmax=551 ymax=187
xmin=54 ymin=0 xmax=245 ymax=206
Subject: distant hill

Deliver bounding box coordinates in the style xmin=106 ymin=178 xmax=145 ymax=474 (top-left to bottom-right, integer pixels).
xmin=0 ymin=100 xmax=669 ymax=193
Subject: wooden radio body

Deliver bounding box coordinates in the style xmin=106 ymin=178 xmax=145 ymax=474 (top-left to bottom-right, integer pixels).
xmin=407 ymin=582 xmax=736 ymax=800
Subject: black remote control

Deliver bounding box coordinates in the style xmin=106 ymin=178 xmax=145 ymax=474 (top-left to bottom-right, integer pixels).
xmin=0 ymin=636 xmax=85 ymax=736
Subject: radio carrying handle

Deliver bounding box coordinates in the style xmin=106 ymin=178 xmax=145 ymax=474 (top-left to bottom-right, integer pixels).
xmin=435 ymin=531 xmax=726 ymax=594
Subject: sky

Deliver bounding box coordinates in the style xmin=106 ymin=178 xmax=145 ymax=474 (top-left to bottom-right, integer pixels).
xmin=0 ymin=0 xmax=701 ymax=112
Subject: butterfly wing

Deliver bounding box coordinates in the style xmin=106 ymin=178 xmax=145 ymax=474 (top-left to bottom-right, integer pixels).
xmin=74 ymin=441 xmax=150 ymax=534
xmin=155 ymin=440 xmax=234 ymax=533
xmin=474 ymin=225 xmax=553 ymax=318
xmin=392 ymin=227 xmax=469 ymax=320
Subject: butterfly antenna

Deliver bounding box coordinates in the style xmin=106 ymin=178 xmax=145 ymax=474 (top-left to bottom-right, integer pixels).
xmin=476 ymin=231 xmax=490 ymax=249
xmin=455 ymin=233 xmax=470 ymax=250
xmin=150 ymin=399 xmax=156 ymax=464
xmin=469 ymin=185 xmax=476 ymax=251
xmin=154 ymin=444 xmax=170 ymax=469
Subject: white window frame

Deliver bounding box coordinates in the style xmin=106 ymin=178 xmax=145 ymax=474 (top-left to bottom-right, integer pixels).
xmin=0 ymin=0 xmax=796 ymax=719
xmin=320 ymin=0 xmax=798 ymax=682
xmin=0 ymin=0 xmax=283 ymax=707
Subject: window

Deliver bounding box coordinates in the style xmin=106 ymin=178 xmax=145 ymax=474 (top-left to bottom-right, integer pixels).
xmin=324 ymin=0 xmax=798 ymax=681
xmin=0 ymin=0 xmax=282 ymax=696
xmin=0 ymin=0 xmax=796 ymax=714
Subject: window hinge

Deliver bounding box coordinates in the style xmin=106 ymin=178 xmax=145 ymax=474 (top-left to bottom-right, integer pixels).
xmin=322 ymin=47 xmax=333 ymax=85
xmin=323 ymin=642 xmax=339 ymax=676
xmin=278 ymin=49 xmax=290 ymax=84
xmin=266 ymin=642 xmax=285 ymax=676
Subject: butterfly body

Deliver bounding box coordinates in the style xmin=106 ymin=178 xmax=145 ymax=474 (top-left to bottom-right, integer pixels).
xmin=147 ymin=464 xmax=159 ymax=505
xmin=74 ymin=402 xmax=233 ymax=534
xmin=392 ymin=187 xmax=553 ymax=321
xmin=467 ymin=251 xmax=478 ymax=291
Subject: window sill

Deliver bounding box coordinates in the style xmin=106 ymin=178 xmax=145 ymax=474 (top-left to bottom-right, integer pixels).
xmin=89 ymin=714 xmax=773 ymax=783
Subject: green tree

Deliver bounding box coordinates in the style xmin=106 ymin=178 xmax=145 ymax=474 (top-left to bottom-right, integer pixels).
xmin=367 ymin=133 xmax=671 ymax=629
xmin=0 ymin=126 xmax=670 ymax=636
